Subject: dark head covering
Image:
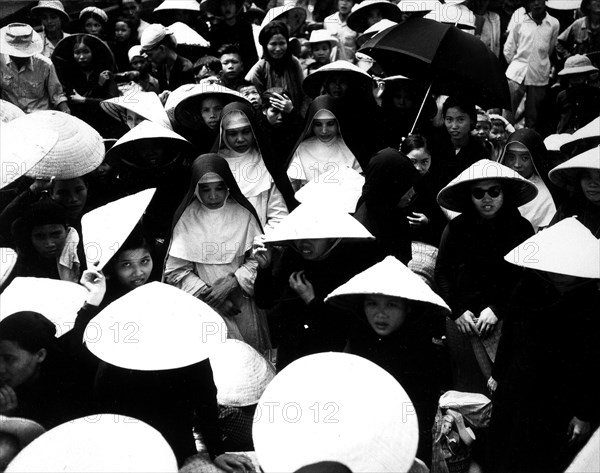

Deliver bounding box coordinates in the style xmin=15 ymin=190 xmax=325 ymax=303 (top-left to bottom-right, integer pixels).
xmin=0 ymin=311 xmax=57 ymax=353
xmin=212 ymin=101 xmax=297 ymax=210
xmin=258 ymin=20 xmax=290 ymax=62
xmin=500 ymin=128 xmax=547 ymax=177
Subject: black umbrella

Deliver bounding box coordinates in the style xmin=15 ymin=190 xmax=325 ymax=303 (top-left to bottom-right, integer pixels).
xmin=359 ymin=17 xmax=510 ymax=110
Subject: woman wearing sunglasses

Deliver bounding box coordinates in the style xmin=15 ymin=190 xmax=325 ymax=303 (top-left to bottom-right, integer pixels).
xmin=434 ymin=159 xmax=538 ymax=395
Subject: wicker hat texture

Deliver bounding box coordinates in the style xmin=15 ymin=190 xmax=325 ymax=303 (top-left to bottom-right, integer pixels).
xmin=558 ymin=54 xmax=598 ymax=76
xmin=86 ymin=282 xmax=227 ymax=370
xmin=424 ymin=3 xmax=476 ymax=29
xmin=260 ymin=3 xmax=307 ymax=35
xmin=0 ymin=23 xmax=43 ymax=57
xmin=253 ymin=352 xmax=419 ymax=472
xmin=5 ymin=415 xmax=178 ymax=473
xmin=559 ymin=117 xmax=600 ymax=156
xmin=548 ymin=145 xmax=600 ymax=190
xmin=303 ymin=60 xmax=373 ymax=97
xmin=174 ymin=83 xmax=248 ymax=129
xmin=79 ymin=6 xmax=108 ymax=23
xmin=0 ymin=99 xmax=25 ymax=123
xmin=0 ymin=277 xmax=88 ymax=336
xmin=101 ymin=91 xmax=172 ymax=130
xmin=8 ymin=111 xmax=104 ymax=180
xmin=167 ymin=21 xmax=210 ymax=47
xmin=347 ymin=0 xmax=402 ymax=33
xmin=504 ymin=216 xmax=600 ymax=279
xmin=209 ymin=339 xmax=275 ymax=407
xmin=82 ymin=188 xmax=156 ymax=270
xmin=263 ymin=202 xmax=374 ymax=244
xmin=408 ymin=241 xmax=439 ymax=288
xmin=325 ymin=255 xmax=450 ymax=314
xmin=154 ymin=0 xmax=200 ymax=12
xmin=0 ymin=416 xmax=45 ymax=449
xmin=31 ymin=0 xmax=70 ymax=23
xmin=164 ymin=83 xmax=196 ymax=124
xmin=436 ymin=159 xmax=538 ymax=212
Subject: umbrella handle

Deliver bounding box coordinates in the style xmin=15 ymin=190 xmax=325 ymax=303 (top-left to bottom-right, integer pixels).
xmin=408 ymin=81 xmax=433 ymax=136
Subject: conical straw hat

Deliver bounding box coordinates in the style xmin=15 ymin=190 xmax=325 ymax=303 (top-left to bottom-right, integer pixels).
xmin=325 ymin=256 xmax=450 ymax=314
xmin=548 ymin=145 xmax=600 ymax=191
xmin=100 ymin=92 xmax=172 ymax=130
xmin=82 ymin=188 xmax=156 ymax=270
xmin=263 ymin=202 xmax=374 ymax=244
xmin=560 ymin=117 xmax=600 ymax=156
xmin=437 ymin=159 xmax=538 ymax=212
xmin=5 ymin=414 xmax=178 ymax=473
xmin=302 ymin=60 xmax=373 ymax=98
xmin=8 ymin=111 xmax=104 ymax=179
xmin=504 ymin=217 xmax=600 ymax=279
xmin=543 ymin=133 xmax=571 ymax=152
xmin=154 ymin=0 xmax=200 ymax=12
xmin=347 ymin=0 xmax=402 ymax=33
xmin=253 ymin=352 xmax=419 ymax=473
xmin=168 ymin=21 xmax=210 ymax=47
xmin=0 ymin=277 xmax=88 ymax=336
xmin=209 ymin=339 xmax=275 ymax=407
xmin=86 ymin=282 xmax=227 ymax=371
xmin=0 ymin=98 xmax=25 ymax=123
xmin=0 ymin=120 xmax=58 ymax=189
xmin=260 ymin=3 xmax=307 ymax=35
xmin=0 ymin=416 xmax=45 ymax=449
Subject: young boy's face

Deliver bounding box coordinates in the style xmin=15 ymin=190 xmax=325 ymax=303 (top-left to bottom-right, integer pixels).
xmin=113 ymin=248 xmax=153 ymax=290
xmin=311 ymin=42 xmax=332 ymax=65
xmin=220 ymin=53 xmax=243 ymax=80
xmin=220 ymin=0 xmax=239 ymax=20
xmin=312 ymin=116 xmax=339 ymax=142
xmin=197 ymin=180 xmax=228 ymax=209
xmin=526 ymin=0 xmax=546 ymax=16
xmin=39 ymin=10 xmax=62 ymax=33
xmin=239 ymin=85 xmax=261 ymax=109
xmin=31 ymin=224 xmax=67 ymax=259
xmin=338 ymin=0 xmax=354 ymax=15
xmin=473 ymin=121 xmax=491 ymax=140
xmin=114 ymin=21 xmax=132 ymax=42
xmin=130 ymin=56 xmax=147 ymax=72
xmin=51 ymin=178 xmax=88 ymax=219
xmin=364 ymin=295 xmax=407 ymax=337
xmin=489 ymin=122 xmax=507 ymax=143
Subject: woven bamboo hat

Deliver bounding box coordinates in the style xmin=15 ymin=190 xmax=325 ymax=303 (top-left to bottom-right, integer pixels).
xmin=168 ymin=22 xmax=210 ymax=47
xmin=209 ymin=339 xmax=275 ymax=407
xmin=504 ymin=217 xmax=600 ymax=279
xmin=154 ymin=0 xmax=200 ymax=12
xmin=101 ymin=92 xmax=172 ymax=130
xmin=260 ymin=3 xmax=307 ymax=36
xmin=559 ymin=117 xmax=600 ymax=157
xmin=325 ymin=256 xmax=450 ymax=314
xmin=5 ymin=415 xmax=178 ymax=473
xmin=7 ymin=111 xmax=103 ymax=180
xmin=437 ymin=159 xmax=538 ymax=212
xmin=548 ymin=145 xmax=600 ymax=191
xmin=0 ymin=99 xmax=25 ymax=123
xmin=253 ymin=352 xmax=419 ymax=472
xmin=302 ymin=60 xmax=374 ymax=98
xmin=86 ymin=282 xmax=227 ymax=371
xmin=31 ymin=0 xmax=70 ymax=24
xmin=0 ymin=416 xmax=45 ymax=449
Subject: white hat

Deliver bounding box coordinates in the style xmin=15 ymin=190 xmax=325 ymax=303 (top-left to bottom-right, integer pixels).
xmin=302 ymin=60 xmax=373 ymax=98
xmin=547 ymin=0 xmax=581 ymax=9
xmin=437 ymin=159 xmax=539 ymax=212
xmin=31 ymin=0 xmax=70 ymax=23
xmin=357 ymin=18 xmax=397 ymax=46
xmin=0 ymin=416 xmax=45 ymax=449
xmin=253 ymin=352 xmax=419 ymax=473
xmin=154 ymin=0 xmax=200 ymax=12
xmin=325 ymin=256 xmax=451 ymax=314
xmin=82 ymin=188 xmax=156 ymax=270
xmin=559 ymin=117 xmax=600 ymax=156
xmin=86 ymin=282 xmax=228 ymax=370
xmin=5 ymin=415 xmax=178 ymax=473
xmin=347 ymin=0 xmax=403 ymax=33
xmin=263 ymin=202 xmax=374 ymax=244
xmin=548 ymin=145 xmax=600 ymax=190
xmin=543 ymin=133 xmax=571 ymax=152
xmin=504 ymin=217 xmax=600 ymax=279
xmin=558 ymin=54 xmax=599 ymax=76
xmin=79 ymin=6 xmax=108 ymax=23
xmin=141 ymin=23 xmax=175 ymax=51
xmin=0 ymin=99 xmax=25 ymax=123
xmin=0 ymin=277 xmax=88 ymax=336
xmin=307 ymin=29 xmax=338 ymax=48
xmin=294 ymin=166 xmax=365 ymax=213
xmin=101 ymin=92 xmax=172 ymax=130
xmin=209 ymin=339 xmax=275 ymax=407
xmin=488 ymin=113 xmax=515 ymax=134
xmin=0 ymin=23 xmax=43 ymax=57
xmin=128 ymin=44 xmax=144 ymax=62
xmin=167 ymin=21 xmax=210 ymax=47
xmin=424 ymin=3 xmax=476 ymax=29
xmin=260 ymin=3 xmax=307 ymax=35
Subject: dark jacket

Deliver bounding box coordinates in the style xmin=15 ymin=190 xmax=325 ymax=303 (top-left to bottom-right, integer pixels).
xmin=156 ymin=54 xmax=195 ymax=92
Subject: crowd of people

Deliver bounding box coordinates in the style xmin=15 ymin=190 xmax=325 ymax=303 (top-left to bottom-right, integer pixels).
xmin=0 ymin=0 xmax=599 ymax=472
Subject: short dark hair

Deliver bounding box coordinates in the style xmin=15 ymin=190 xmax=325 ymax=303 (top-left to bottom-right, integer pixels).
xmin=217 ymin=43 xmax=242 ymax=60
xmin=400 ymin=133 xmax=430 ymax=155
xmin=193 ymin=55 xmax=222 ymax=74
xmin=442 ymin=96 xmax=476 ymax=125
xmin=258 ymin=20 xmax=289 ymax=48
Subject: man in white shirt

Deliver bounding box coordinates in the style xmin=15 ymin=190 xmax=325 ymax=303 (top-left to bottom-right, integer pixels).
xmin=324 ymin=0 xmax=357 ymax=62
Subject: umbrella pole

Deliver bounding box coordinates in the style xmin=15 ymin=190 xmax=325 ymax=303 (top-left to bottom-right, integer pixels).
xmin=408 ymin=81 xmax=433 ymax=136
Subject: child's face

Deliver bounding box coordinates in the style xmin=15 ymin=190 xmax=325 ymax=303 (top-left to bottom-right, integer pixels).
xmin=224 ymin=125 xmax=254 ymax=153
xmin=39 ymin=11 xmax=62 ymax=33
xmin=31 ymin=224 xmax=67 ymax=259
xmin=84 ymin=17 xmax=103 ymax=36
xmin=0 ymin=340 xmax=46 ymax=389
xmin=130 ymin=56 xmax=146 ymax=72
xmin=74 ymin=43 xmax=93 ymax=69
xmin=364 ymin=295 xmax=407 ymax=337
xmin=51 ymin=178 xmax=88 ymax=219
xmin=444 ymin=107 xmax=472 ymax=142
xmin=470 ymin=179 xmax=504 ymax=219
xmin=504 ymin=142 xmax=534 ymax=179
xmin=126 ymin=110 xmax=144 ymax=129
xmin=201 ymin=97 xmax=224 ymax=130
xmin=311 ymin=42 xmax=332 ymax=65
xmin=113 ymin=248 xmax=153 ymax=290
xmin=293 ymin=238 xmax=336 ymax=260
xmin=473 ymin=121 xmax=491 ymax=140
xmin=264 ymin=106 xmax=284 ymax=127
xmin=312 ymin=116 xmax=339 ymax=143
xmin=489 ymin=122 xmax=507 ymax=143
xmin=408 ymin=148 xmax=431 ymax=176
xmin=326 ymin=74 xmax=350 ymax=98
xmin=220 ymin=53 xmax=243 ymax=80
xmin=114 ymin=21 xmax=132 ymax=42
xmin=338 ymin=0 xmax=354 ymax=15
xmin=580 ymin=169 xmax=600 ymax=205
xmin=197 ymin=180 xmax=228 ymax=209
xmin=266 ymin=34 xmax=288 ymax=60
xmin=239 ymin=86 xmax=261 ymax=109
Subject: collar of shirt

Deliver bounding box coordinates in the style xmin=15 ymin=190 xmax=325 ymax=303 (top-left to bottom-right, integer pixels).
xmin=3 ymin=54 xmax=33 ymax=72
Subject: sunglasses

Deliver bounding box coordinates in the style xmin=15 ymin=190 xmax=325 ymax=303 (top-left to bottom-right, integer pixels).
xmin=471 ymin=186 xmax=502 ymax=199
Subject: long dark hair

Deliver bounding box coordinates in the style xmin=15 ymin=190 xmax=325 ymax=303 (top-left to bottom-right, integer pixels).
xmin=259 ymin=21 xmax=292 ymax=67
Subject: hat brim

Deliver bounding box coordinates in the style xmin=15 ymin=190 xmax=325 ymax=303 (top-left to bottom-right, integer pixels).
xmin=557 ymin=64 xmax=598 ymax=75
xmin=548 ymin=145 xmax=600 ymax=190
xmin=559 ymin=117 xmax=600 ymax=156
xmin=302 ymin=61 xmax=374 ymax=98
xmin=174 ymin=88 xmax=249 ymax=129
xmin=31 ymin=5 xmax=70 ymax=23
xmin=0 ymin=33 xmax=43 ymax=57
xmin=260 ymin=5 xmax=307 ymax=35
xmin=52 ymin=34 xmax=115 ymax=78
xmin=347 ymin=2 xmax=403 ymax=33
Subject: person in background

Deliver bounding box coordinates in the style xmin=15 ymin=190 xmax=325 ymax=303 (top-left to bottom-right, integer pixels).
xmin=237 ymin=81 xmax=262 ymax=111
xmin=306 ymin=30 xmax=338 ymax=74
xmin=556 ymin=0 xmax=600 ymax=64
xmin=119 ymin=0 xmax=150 ymax=40
xmin=126 ymin=45 xmax=159 ymax=92
xmin=79 ymin=7 xmax=109 ymax=40
xmin=218 ymin=43 xmax=246 ymax=90
xmin=323 ymin=0 xmax=358 ymax=62
xmin=30 ymin=0 xmax=71 ymax=59
xmin=259 ymin=87 xmax=303 ymax=161
xmin=110 ymin=17 xmax=138 ymax=73
xmin=193 ymin=55 xmax=222 ymax=83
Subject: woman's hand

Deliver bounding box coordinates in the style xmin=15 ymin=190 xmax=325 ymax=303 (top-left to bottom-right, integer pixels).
xmin=80 ymin=267 xmax=106 ymax=307
xmin=214 ymin=453 xmax=255 ymax=473
xmin=269 ymin=92 xmax=294 ymax=114
xmin=69 ymin=90 xmax=87 ymax=104
xmin=407 ymin=212 xmax=429 ymax=228
xmin=567 ymin=416 xmax=591 ymax=446
xmin=476 ymin=307 xmax=498 ymax=338
xmin=98 ymin=70 xmax=112 ymax=86
xmin=252 ymin=236 xmax=272 ymax=269
xmin=487 ymin=376 xmax=498 ymax=394
xmin=204 ymin=274 xmax=238 ymax=307
xmin=455 ymin=310 xmax=479 ymax=336
xmin=289 ymin=270 xmax=315 ymax=304
xmin=0 ymin=385 xmax=18 ymax=414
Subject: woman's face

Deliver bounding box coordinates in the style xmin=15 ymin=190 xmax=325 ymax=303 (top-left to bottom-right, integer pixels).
xmin=84 ymin=17 xmax=103 ymax=36
xmin=73 ymin=43 xmax=93 ymax=70
xmin=580 ymin=169 xmax=600 ymax=205
xmin=39 ymin=11 xmax=62 ymax=33
xmin=504 ymin=142 xmax=534 ymax=179
xmin=266 ymin=34 xmax=287 ymax=60
xmin=326 ymin=74 xmax=350 ymax=98
xmin=470 ymin=178 xmax=504 ymax=219
xmin=224 ymin=125 xmax=254 ymax=154
xmin=264 ymin=106 xmax=284 ymax=127
xmin=133 ymin=141 xmax=167 ymax=168
xmin=113 ymin=248 xmax=153 ymax=290
xmin=293 ymin=238 xmax=336 ymax=260
xmin=114 ymin=21 xmax=132 ymax=42
xmin=312 ymin=116 xmax=339 ymax=143
xmin=364 ymin=295 xmax=407 ymax=337
xmin=197 ymin=180 xmax=229 ymax=209
xmin=0 ymin=340 xmax=46 ymax=388
xmin=31 ymin=224 xmax=67 ymax=259
xmin=51 ymin=178 xmax=88 ymax=219
xmin=126 ymin=110 xmax=144 ymax=129
xmin=408 ymin=148 xmax=431 ymax=176
xmin=444 ymin=106 xmax=472 ymax=143
xmin=200 ymin=97 xmax=224 ymax=130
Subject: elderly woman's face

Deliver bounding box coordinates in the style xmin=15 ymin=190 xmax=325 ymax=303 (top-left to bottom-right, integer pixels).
xmin=0 ymin=340 xmax=46 ymax=388
xmin=470 ymin=178 xmax=504 ymax=219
